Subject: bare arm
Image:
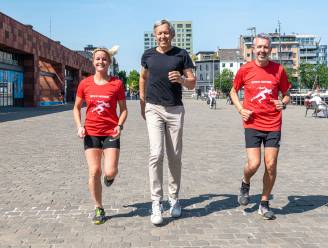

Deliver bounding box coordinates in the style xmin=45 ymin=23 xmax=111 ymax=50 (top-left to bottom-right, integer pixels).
xmin=139 ymin=67 xmax=149 ymax=120
xmin=230 ymin=87 xmax=252 ymax=121
xmin=73 ymin=96 xmax=85 ymax=138
xmin=112 ymin=99 xmax=128 ymax=138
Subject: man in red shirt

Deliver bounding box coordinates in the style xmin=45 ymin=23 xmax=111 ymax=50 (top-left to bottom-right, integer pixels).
xmin=230 ymin=34 xmax=291 ymax=220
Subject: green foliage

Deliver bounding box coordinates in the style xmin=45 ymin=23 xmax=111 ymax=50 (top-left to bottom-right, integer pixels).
xmin=127 ymin=69 xmax=140 ymax=92
xmin=284 ymin=66 xmax=298 ymax=89
xmin=299 ymin=64 xmax=316 ymax=88
xmin=214 ymin=69 xmax=234 ymax=94
xmin=117 ymin=70 xmax=127 ymax=88
xmin=299 ymin=64 xmax=328 ymax=89
xmin=316 ymin=64 xmax=328 ymax=89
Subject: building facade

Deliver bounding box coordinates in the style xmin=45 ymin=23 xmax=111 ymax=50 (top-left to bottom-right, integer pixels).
xmin=0 ymin=12 xmax=94 ymax=107
xmin=240 ymin=33 xmax=299 ymax=75
xmin=240 ymin=33 xmax=328 ymax=77
xmin=143 ymin=21 xmax=193 ymax=54
xmin=194 ymin=51 xmax=219 ymax=93
xmin=217 ymin=49 xmax=245 ymax=75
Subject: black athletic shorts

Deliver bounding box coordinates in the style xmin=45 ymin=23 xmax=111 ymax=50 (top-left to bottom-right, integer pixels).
xmin=84 ymin=135 xmax=120 ymax=150
xmin=245 ymin=128 xmax=281 ymax=148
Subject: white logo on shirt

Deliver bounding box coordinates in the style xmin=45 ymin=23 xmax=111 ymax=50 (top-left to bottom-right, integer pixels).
xmin=92 ymin=100 xmax=110 ymax=115
xmin=251 ymin=87 xmax=272 ymax=103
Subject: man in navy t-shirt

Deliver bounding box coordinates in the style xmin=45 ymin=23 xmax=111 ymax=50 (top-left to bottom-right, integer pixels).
xmin=139 ymin=19 xmax=195 ymax=225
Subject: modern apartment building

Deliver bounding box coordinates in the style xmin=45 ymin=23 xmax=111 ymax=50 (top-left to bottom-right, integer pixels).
xmin=143 ymin=21 xmax=193 ymax=54
xmin=240 ymin=33 xmax=299 ymax=74
xmin=240 ymin=32 xmax=328 ymax=77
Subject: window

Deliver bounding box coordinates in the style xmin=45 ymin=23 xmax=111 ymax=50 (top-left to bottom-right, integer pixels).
xmin=222 ymin=63 xmax=225 ymax=67
xmin=230 ymin=63 xmax=233 ymax=67
xmin=206 ymin=64 xmax=209 ymax=70
xmin=177 ymin=24 xmax=183 ymax=28
xmin=200 ymin=74 xmax=203 ymax=80
xmin=247 ymin=53 xmax=250 ymax=57
xmin=186 ymin=24 xmax=191 ymax=28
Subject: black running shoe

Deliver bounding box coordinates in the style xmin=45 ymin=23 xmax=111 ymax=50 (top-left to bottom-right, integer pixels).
xmin=238 ymin=181 xmax=250 ymax=206
xmin=92 ymin=207 xmax=106 ymax=225
xmin=104 ymin=176 xmax=114 ymax=187
xmin=258 ymin=201 xmax=276 ymax=220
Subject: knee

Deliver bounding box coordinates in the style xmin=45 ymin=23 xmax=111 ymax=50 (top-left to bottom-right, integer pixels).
xmin=105 ymin=168 xmax=118 ymax=178
xmin=89 ymin=167 xmax=102 ymax=179
xmin=265 ymin=160 xmax=277 ymax=175
xmin=149 ymin=152 xmax=164 ymax=165
xmin=247 ymin=159 xmax=261 ymax=171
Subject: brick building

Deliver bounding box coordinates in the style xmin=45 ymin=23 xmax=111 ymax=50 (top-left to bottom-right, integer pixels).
xmin=0 ymin=12 xmax=94 ymax=107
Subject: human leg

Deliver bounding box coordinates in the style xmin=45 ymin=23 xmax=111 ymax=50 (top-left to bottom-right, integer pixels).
xmin=165 ymin=105 xmax=185 ymax=217
xmin=103 ymin=147 xmax=120 ymax=187
xmin=262 ymin=147 xmax=279 ymax=201
xmin=85 ymin=148 xmax=103 ymax=208
xmin=145 ymin=104 xmax=165 ymax=225
xmin=145 ymin=104 xmax=166 ymax=202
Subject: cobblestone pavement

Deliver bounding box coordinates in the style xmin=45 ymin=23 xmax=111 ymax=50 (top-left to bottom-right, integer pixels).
xmin=0 ymin=99 xmax=327 ymax=248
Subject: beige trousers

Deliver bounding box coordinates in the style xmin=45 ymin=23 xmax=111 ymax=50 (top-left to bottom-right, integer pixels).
xmin=145 ymin=103 xmax=185 ymax=201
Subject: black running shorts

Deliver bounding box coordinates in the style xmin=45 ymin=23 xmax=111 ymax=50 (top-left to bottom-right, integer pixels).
xmin=245 ymin=128 xmax=281 ymax=148
xmin=84 ymin=135 xmax=120 ymax=150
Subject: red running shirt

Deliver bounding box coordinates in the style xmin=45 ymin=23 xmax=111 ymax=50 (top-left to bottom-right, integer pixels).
xmin=76 ymin=76 xmax=126 ymax=136
xmin=233 ymin=61 xmax=291 ymax=131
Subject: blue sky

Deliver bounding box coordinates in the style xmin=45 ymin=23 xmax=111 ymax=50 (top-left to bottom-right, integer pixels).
xmin=1 ymin=0 xmax=328 ymax=73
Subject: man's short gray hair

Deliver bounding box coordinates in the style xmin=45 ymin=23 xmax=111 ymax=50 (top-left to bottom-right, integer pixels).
xmin=153 ymin=19 xmax=175 ymax=37
xmin=252 ymin=34 xmax=272 ymax=47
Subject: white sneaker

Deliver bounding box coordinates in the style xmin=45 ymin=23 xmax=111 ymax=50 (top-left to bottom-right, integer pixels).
xmin=168 ymin=197 xmax=181 ymax=218
xmin=151 ymin=201 xmax=163 ymax=225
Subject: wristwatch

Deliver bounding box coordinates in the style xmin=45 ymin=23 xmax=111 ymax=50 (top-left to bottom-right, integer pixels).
xmin=118 ymin=124 xmax=124 ymax=130
xmin=282 ymin=103 xmax=287 ymax=110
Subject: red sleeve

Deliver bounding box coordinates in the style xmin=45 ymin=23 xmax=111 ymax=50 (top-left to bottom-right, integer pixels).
xmin=76 ymin=80 xmax=85 ymax=99
xmin=117 ymin=80 xmax=126 ymax=101
xmin=233 ymin=67 xmax=245 ymax=92
xmin=279 ymin=66 xmax=291 ymax=95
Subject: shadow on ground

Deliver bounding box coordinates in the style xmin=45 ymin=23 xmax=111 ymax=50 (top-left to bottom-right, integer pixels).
xmin=0 ymin=104 xmax=75 ymax=122
xmin=109 ymin=193 xmax=328 ymax=225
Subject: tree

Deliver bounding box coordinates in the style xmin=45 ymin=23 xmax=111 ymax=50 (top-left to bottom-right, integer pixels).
xmin=215 ymin=69 xmax=234 ymax=94
xmin=299 ymin=64 xmax=316 ymax=89
xmin=127 ymin=70 xmax=140 ymax=92
xmin=316 ymin=64 xmax=328 ymax=89
xmin=284 ymin=66 xmax=298 ymax=89
xmin=117 ymin=70 xmax=127 ymax=89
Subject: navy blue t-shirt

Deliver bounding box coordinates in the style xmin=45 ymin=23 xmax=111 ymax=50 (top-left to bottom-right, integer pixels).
xmin=141 ymin=46 xmax=194 ymax=106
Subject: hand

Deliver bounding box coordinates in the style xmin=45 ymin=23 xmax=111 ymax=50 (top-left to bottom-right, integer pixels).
xmin=271 ymin=99 xmax=284 ymax=111
xmin=168 ymin=71 xmax=183 ymax=84
xmin=77 ymin=126 xmax=85 ymax=138
xmin=112 ymin=126 xmax=121 ymax=139
xmin=239 ymin=108 xmax=253 ymax=121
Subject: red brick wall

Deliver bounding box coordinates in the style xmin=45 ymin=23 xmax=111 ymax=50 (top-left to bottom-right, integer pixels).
xmin=0 ymin=12 xmax=95 ymax=106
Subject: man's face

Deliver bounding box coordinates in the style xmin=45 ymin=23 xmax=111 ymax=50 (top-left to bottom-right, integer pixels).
xmin=253 ymin=38 xmax=272 ymax=63
xmin=154 ymin=23 xmax=173 ymax=48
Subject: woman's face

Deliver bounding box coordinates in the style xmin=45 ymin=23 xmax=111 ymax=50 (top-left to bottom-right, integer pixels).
xmin=93 ymin=51 xmax=110 ymax=73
